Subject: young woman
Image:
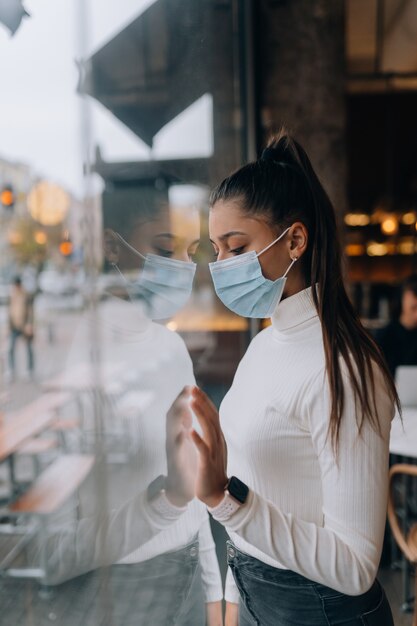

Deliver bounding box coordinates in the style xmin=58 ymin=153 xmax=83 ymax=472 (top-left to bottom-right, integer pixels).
xmin=189 ymin=132 xmax=399 ymax=625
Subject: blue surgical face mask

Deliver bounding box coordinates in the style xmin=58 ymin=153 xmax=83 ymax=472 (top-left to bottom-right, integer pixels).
xmin=110 ymin=232 xmax=196 ymax=320
xmin=209 ymin=227 xmax=297 ymax=318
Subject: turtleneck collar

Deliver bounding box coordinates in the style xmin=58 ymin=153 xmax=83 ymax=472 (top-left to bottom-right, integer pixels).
xmin=97 ymin=295 xmax=153 ymax=337
xmin=271 ymin=285 xmax=319 ymax=332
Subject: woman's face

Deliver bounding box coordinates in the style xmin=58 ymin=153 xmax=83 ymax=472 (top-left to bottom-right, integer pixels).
xmin=209 ymin=200 xmax=306 ymax=282
xmin=104 ymin=206 xmax=201 ymax=270
xmin=134 ymin=206 xmax=200 ymax=263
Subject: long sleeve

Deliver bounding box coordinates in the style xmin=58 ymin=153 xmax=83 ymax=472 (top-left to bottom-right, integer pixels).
xmin=221 ymin=362 xmax=394 ymax=596
xmin=197 ymin=516 xmax=223 ymax=602
xmin=32 ymin=490 xmax=186 ymax=585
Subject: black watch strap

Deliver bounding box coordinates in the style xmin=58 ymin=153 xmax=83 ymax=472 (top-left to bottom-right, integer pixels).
xmin=227 ymin=476 xmax=249 ymax=504
xmin=146 ymin=474 xmax=167 ymax=502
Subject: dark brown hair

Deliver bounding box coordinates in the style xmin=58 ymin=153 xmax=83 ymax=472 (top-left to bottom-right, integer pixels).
xmin=210 ymin=130 xmax=400 ymax=449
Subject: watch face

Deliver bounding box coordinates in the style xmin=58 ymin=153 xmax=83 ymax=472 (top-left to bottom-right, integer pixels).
xmin=228 ymin=476 xmax=249 ymax=504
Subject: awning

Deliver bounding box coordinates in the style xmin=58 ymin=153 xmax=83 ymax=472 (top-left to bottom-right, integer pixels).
xmin=0 ymin=0 xmax=29 ymax=36
xmin=80 ymin=0 xmax=211 ymax=147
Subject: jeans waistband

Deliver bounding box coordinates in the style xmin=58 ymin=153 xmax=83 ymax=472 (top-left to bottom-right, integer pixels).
xmin=226 ymin=540 xmax=317 ymax=588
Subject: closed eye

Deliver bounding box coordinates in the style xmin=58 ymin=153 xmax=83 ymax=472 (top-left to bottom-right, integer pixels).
xmin=211 ymin=243 xmax=220 ymax=259
xmin=230 ymin=246 xmax=245 ymax=255
xmin=154 ymin=247 xmax=174 ymax=258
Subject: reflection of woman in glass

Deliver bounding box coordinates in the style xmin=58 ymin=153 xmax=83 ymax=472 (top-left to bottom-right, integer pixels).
xmin=36 ymin=197 xmax=223 ymax=626
xmin=189 ymin=133 xmax=399 ymax=626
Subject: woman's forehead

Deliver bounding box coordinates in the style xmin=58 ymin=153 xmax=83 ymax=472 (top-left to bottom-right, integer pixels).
xmin=132 ymin=207 xmax=200 ymax=241
xmin=168 ymin=206 xmax=200 ymax=239
xmin=209 ymin=200 xmax=268 ymax=235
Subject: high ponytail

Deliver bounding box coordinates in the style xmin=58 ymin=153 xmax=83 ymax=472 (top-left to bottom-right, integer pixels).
xmin=210 ymin=129 xmax=400 ymax=451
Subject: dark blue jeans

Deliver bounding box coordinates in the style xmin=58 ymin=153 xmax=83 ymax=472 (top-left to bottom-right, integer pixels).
xmin=9 ymin=328 xmax=34 ymax=373
xmin=227 ymin=541 xmax=394 ymax=626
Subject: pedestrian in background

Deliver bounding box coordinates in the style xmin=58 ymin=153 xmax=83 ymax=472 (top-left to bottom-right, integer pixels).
xmin=8 ymin=276 xmax=35 ymax=381
xmin=376 ymin=274 xmax=417 ymax=376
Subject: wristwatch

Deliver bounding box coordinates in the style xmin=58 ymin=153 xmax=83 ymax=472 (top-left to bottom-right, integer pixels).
xmin=146 ymin=474 xmax=167 ymax=502
xmin=146 ymin=474 xmax=187 ymax=518
xmin=208 ymin=476 xmax=249 ymax=522
xmin=227 ymin=476 xmax=249 ymax=504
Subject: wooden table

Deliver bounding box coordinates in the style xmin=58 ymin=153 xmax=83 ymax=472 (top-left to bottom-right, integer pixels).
xmin=0 ymin=392 xmax=72 ymax=496
xmin=1 ymin=392 xmax=72 ymax=461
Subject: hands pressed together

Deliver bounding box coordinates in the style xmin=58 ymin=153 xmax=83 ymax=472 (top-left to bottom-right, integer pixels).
xmin=165 ymin=385 xmax=229 ymax=509
xmin=165 ymin=386 xmax=238 ymax=626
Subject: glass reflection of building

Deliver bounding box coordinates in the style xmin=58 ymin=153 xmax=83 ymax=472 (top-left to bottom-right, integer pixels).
xmin=79 ymin=0 xmax=256 ymax=403
xmin=79 ymin=0 xmax=417 ymax=376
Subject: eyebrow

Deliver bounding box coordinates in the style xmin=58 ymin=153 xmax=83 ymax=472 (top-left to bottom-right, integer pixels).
xmin=153 ymin=233 xmax=200 ymax=246
xmin=210 ymin=231 xmax=248 ymax=243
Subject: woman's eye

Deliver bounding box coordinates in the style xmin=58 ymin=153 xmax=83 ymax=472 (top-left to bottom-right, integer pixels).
xmin=188 ymin=246 xmax=199 ymax=261
xmin=230 ymin=246 xmax=245 ymax=255
xmin=154 ymin=247 xmax=174 ymax=258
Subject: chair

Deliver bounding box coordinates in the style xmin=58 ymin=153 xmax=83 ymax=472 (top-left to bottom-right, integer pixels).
xmin=387 ymin=463 xmax=417 ymax=625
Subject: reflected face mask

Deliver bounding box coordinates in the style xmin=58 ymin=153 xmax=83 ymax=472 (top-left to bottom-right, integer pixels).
xmin=209 ymin=227 xmax=297 ymax=319
xmin=111 ymin=232 xmax=196 ymax=320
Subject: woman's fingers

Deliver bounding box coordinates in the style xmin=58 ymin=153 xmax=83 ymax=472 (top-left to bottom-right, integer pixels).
xmin=190 ymin=429 xmax=209 ymax=461
xmin=168 ymin=386 xmax=192 ymax=418
xmin=191 ymin=399 xmax=220 ymax=447
xmin=167 ymin=386 xmax=192 ymax=434
xmin=192 ymin=386 xmax=220 ymax=423
xmin=191 ymin=387 xmax=222 ymax=444
xmin=190 ymin=389 xmax=216 ymax=421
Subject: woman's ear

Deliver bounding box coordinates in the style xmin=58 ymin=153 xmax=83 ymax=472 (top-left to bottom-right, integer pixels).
xmin=288 ymin=222 xmax=308 ymax=260
xmin=103 ymin=229 xmax=120 ymax=265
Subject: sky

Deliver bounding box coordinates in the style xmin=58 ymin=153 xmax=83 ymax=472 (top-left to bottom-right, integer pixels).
xmin=0 ymin=0 xmax=213 ymax=195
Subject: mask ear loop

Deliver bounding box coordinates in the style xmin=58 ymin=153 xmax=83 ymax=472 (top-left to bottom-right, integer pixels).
xmin=105 ymin=230 xmax=146 ymax=304
xmin=110 ymin=230 xmax=146 ymax=261
xmin=110 ymin=261 xmax=148 ymax=310
xmin=112 ymin=262 xmax=128 ymax=283
xmin=256 ymin=226 xmax=291 ymax=258
xmin=283 ymin=256 xmax=298 ymax=278
xmin=105 ymin=262 xmax=132 ymax=304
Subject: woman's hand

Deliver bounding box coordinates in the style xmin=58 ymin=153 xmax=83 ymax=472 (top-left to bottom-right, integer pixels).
xmin=165 ymin=386 xmax=198 ymax=507
xmin=190 ymin=386 xmax=228 ymax=508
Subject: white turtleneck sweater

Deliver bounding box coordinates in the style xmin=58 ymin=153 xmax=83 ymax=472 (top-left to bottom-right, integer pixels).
xmin=221 ymin=286 xmax=394 ymax=603
xmin=38 ymin=297 xmax=222 ymax=603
